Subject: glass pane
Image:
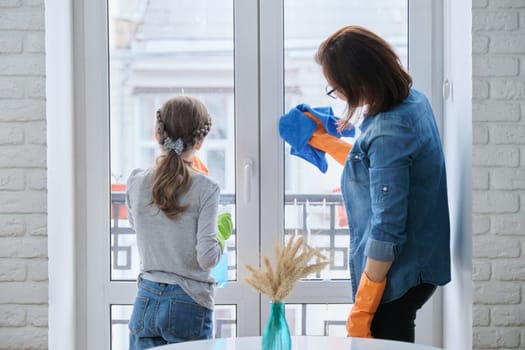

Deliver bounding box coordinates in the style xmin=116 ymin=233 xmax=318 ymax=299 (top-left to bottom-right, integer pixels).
xmin=285 ymin=304 xmax=351 ymax=336
xmin=283 ymin=0 xmax=408 ymax=280
xmin=111 ymin=305 xmax=132 ymax=350
xmin=108 ymin=0 xmax=236 ymax=281
xmin=214 ymin=305 xmax=237 ymax=338
xmin=111 ymin=304 xmax=237 ymax=349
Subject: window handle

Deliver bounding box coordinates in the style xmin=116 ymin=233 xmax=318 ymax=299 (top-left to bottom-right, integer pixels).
xmin=443 ymin=79 xmax=451 ymax=101
xmin=243 ymin=159 xmax=254 ymax=204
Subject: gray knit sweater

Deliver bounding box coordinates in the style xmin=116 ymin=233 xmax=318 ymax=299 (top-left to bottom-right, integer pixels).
xmin=126 ymin=168 xmax=221 ymax=310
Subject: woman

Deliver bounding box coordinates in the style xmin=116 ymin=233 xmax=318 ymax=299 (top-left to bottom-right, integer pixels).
xmin=315 ymin=26 xmax=451 ymax=342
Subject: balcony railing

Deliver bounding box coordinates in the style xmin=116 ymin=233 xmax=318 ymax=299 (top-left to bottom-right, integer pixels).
xmin=111 ymin=192 xmax=348 ymax=277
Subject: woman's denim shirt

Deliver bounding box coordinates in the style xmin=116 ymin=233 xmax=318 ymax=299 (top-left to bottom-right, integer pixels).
xmin=341 ymin=88 xmax=451 ymax=303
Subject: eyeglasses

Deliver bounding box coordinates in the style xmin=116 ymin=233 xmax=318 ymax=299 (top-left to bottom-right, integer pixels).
xmin=325 ymin=85 xmax=337 ymax=99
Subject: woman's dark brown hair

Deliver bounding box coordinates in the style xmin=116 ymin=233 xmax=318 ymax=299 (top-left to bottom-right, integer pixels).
xmin=315 ymin=25 xmax=412 ymax=130
xmin=152 ymin=95 xmax=211 ymax=219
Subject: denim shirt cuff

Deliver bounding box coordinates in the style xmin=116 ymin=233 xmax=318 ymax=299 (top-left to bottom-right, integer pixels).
xmin=365 ymin=238 xmax=396 ymax=261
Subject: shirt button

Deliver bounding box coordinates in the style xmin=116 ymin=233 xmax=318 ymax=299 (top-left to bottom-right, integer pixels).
xmin=382 ymin=186 xmax=388 ymax=192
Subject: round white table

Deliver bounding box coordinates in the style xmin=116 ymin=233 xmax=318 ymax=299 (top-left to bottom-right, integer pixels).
xmin=153 ymin=336 xmax=442 ymax=349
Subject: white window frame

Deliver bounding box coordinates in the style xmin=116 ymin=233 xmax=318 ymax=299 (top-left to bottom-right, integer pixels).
xmin=47 ymin=0 xmax=445 ymax=349
xmin=408 ymin=0 xmax=446 ymax=346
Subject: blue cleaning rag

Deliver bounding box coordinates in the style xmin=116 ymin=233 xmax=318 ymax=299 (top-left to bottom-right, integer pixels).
xmin=279 ymin=104 xmax=355 ymax=173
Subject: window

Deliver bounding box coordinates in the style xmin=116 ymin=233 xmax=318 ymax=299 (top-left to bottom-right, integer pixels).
xmin=77 ymin=0 xmax=442 ymax=348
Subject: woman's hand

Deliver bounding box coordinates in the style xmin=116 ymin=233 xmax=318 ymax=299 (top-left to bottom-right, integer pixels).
xmin=346 ymin=258 xmax=391 ymax=338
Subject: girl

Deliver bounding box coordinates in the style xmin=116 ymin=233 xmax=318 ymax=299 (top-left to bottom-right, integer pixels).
xmin=315 ymin=26 xmax=451 ymax=342
xmin=126 ymin=95 xmax=224 ymax=349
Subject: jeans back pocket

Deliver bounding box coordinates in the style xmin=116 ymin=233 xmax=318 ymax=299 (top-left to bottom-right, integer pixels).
xmin=168 ymin=300 xmax=211 ymax=340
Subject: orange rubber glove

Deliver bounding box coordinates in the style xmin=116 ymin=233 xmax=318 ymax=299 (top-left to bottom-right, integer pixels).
xmin=192 ymin=155 xmax=209 ymax=175
xmin=304 ymin=111 xmax=352 ymax=165
xmin=346 ymin=272 xmax=387 ymax=338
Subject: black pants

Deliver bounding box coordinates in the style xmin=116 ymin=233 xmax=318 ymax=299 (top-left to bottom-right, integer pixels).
xmin=371 ymin=283 xmax=437 ymax=343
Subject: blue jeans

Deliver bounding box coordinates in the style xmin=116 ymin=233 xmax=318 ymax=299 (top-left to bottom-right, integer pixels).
xmin=128 ymin=277 xmax=213 ymax=350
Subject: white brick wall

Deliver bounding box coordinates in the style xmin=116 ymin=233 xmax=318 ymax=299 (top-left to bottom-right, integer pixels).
xmin=473 ymin=1 xmax=525 ymax=349
xmin=0 ymin=1 xmax=48 ymax=349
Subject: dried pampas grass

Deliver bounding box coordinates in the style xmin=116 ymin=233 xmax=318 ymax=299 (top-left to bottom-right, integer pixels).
xmin=245 ymin=235 xmax=329 ymax=301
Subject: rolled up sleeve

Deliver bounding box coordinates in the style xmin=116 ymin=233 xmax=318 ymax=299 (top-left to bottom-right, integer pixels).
xmin=365 ymin=238 xmax=396 ymax=261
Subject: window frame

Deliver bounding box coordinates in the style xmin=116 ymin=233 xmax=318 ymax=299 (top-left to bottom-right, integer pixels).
xmin=47 ymin=0 xmax=444 ymax=348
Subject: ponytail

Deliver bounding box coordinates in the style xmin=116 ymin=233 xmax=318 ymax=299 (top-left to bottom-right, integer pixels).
xmin=151 ymin=152 xmax=191 ymax=219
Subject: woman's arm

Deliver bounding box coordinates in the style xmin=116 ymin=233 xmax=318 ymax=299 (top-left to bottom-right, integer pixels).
xmin=364 ymin=257 xmax=392 ymax=282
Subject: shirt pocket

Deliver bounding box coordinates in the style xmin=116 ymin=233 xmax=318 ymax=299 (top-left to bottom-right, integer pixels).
xmin=345 ymin=151 xmax=370 ymax=184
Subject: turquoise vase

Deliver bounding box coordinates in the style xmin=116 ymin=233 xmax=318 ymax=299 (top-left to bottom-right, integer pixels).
xmin=262 ymin=301 xmax=291 ymax=350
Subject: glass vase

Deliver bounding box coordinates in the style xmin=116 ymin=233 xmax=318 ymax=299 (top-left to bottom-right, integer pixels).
xmin=262 ymin=301 xmax=291 ymax=350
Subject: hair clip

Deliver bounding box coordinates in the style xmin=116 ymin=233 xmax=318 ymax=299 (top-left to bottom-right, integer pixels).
xmin=163 ymin=137 xmax=184 ymax=155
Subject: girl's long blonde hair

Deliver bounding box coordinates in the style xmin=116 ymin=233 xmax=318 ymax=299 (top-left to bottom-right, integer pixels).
xmin=151 ymin=96 xmax=211 ymax=219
